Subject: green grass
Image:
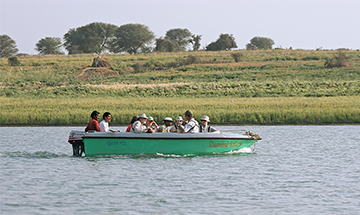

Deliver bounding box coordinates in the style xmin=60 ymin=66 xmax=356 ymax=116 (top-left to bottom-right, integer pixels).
xmin=1 ymin=50 xmax=360 ymax=97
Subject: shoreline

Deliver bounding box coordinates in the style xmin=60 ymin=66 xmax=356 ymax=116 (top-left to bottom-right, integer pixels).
xmin=1 ymin=123 xmax=360 ymax=127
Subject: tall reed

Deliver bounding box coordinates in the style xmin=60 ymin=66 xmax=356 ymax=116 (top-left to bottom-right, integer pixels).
xmin=1 ymin=96 xmax=359 ymax=125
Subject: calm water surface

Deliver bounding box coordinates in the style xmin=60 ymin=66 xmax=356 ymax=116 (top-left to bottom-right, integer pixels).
xmin=1 ymin=125 xmax=359 ymax=214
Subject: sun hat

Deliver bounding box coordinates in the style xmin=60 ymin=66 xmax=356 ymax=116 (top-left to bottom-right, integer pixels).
xmin=147 ymin=116 xmax=154 ymax=121
xmin=175 ymin=116 xmax=183 ymax=121
xmin=163 ymin=117 xmax=173 ymax=122
xmin=138 ymin=113 xmax=147 ymax=119
xmin=184 ymin=110 xmax=193 ymax=118
xmin=201 ymin=116 xmax=210 ymax=122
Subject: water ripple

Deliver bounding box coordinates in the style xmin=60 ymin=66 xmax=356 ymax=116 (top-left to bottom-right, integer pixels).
xmin=0 ymin=151 xmax=70 ymax=158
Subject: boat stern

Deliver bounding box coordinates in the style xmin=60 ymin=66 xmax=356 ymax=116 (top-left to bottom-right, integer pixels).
xmin=68 ymin=130 xmax=85 ymax=157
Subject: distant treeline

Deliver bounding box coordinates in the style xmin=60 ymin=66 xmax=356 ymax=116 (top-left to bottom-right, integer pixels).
xmin=2 ymin=22 xmax=278 ymax=57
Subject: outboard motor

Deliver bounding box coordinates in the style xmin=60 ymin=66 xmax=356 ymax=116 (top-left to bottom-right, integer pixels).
xmin=68 ymin=131 xmax=85 ymax=156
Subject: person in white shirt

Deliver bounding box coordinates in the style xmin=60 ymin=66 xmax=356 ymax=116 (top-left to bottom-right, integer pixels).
xmin=99 ymin=112 xmax=118 ymax=132
xmin=179 ymin=110 xmax=199 ymax=133
xmin=131 ymin=113 xmax=150 ymax=133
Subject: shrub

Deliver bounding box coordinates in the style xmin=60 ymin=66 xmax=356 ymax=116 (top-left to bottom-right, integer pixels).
xmin=302 ymin=55 xmax=321 ymax=61
xmin=184 ymin=55 xmax=199 ymax=65
xmin=16 ymin=53 xmax=28 ymax=57
xmin=110 ymin=61 xmax=126 ymax=72
xmin=144 ymin=58 xmax=164 ymax=70
xmin=31 ymin=61 xmax=41 ymax=66
xmin=131 ymin=62 xmax=144 ymax=73
xmin=231 ymin=52 xmax=244 ymax=62
xmin=7 ymin=56 xmax=20 ymax=66
xmin=324 ymin=52 xmax=347 ymax=68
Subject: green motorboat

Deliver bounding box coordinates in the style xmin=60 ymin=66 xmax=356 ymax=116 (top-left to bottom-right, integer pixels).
xmin=68 ymin=130 xmax=261 ymax=157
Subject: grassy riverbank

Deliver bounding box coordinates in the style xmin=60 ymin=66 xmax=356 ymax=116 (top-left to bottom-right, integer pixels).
xmin=1 ymin=50 xmax=359 ymax=125
xmin=1 ymin=96 xmax=359 ymax=126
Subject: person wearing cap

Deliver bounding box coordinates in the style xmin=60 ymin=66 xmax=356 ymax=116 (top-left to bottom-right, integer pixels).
xmin=157 ymin=117 xmax=173 ymax=133
xmin=170 ymin=116 xmax=184 ymax=133
xmin=145 ymin=116 xmax=158 ymax=133
xmin=199 ymin=116 xmax=220 ymax=133
xmin=131 ymin=113 xmax=149 ymax=133
xmin=179 ymin=110 xmax=199 ymax=133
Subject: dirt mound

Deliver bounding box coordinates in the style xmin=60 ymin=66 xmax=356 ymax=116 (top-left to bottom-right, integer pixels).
xmin=91 ymin=56 xmax=111 ymax=67
xmin=77 ymin=68 xmax=124 ymax=81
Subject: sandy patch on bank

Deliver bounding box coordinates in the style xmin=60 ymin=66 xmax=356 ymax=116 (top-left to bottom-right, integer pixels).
xmin=85 ymin=83 xmax=188 ymax=89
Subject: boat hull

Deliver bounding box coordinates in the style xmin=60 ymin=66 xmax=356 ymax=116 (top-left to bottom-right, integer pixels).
xmin=80 ymin=132 xmax=259 ymax=156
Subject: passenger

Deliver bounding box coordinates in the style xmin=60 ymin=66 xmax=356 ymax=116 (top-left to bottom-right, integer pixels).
xmin=178 ymin=110 xmax=199 ymax=133
xmin=170 ymin=116 xmax=184 ymax=133
xmin=157 ymin=117 xmax=173 ymax=133
xmin=146 ymin=116 xmax=158 ymax=133
xmin=199 ymin=116 xmax=220 ymax=133
xmin=131 ymin=113 xmax=149 ymax=133
xmin=126 ymin=116 xmax=138 ymax=132
xmin=99 ymin=112 xmax=118 ymax=132
xmin=85 ymin=110 xmax=101 ymax=132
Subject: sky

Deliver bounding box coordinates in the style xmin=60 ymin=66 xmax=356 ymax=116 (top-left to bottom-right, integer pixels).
xmin=1 ymin=0 xmax=359 ymax=54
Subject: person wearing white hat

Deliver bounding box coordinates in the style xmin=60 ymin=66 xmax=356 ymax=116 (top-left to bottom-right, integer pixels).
xmin=170 ymin=116 xmax=184 ymax=133
xmin=157 ymin=117 xmax=173 ymax=133
xmin=131 ymin=113 xmax=149 ymax=133
xmin=199 ymin=116 xmax=220 ymax=133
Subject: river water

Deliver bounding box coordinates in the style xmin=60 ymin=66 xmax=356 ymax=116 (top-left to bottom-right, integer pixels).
xmin=1 ymin=125 xmax=359 ymax=214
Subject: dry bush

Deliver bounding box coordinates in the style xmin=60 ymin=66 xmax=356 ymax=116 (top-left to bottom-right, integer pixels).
xmin=8 ymin=56 xmax=20 ymax=66
xmin=324 ymin=52 xmax=347 ymax=68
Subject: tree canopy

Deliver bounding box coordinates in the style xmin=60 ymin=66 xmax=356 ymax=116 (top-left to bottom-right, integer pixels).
xmin=206 ymin=34 xmax=237 ymax=51
xmin=0 ymin=35 xmax=19 ymax=58
xmin=154 ymin=37 xmax=177 ymax=52
xmin=164 ymin=28 xmax=192 ymax=51
xmin=110 ymin=24 xmax=155 ymax=54
xmin=35 ymin=37 xmax=64 ymax=55
xmin=246 ymin=36 xmax=274 ymax=50
xmin=190 ymin=34 xmax=202 ymax=51
xmin=63 ymin=22 xmax=117 ymax=54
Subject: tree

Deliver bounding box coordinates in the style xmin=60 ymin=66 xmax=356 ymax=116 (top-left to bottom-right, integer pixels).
xmin=0 ymin=35 xmax=19 ymax=58
xmin=165 ymin=28 xmax=192 ymax=51
xmin=63 ymin=22 xmax=117 ymax=54
xmin=154 ymin=37 xmax=177 ymax=52
xmin=110 ymin=23 xmax=155 ymax=54
xmin=246 ymin=36 xmax=274 ymax=50
xmin=190 ymin=34 xmax=202 ymax=51
xmin=35 ymin=37 xmax=64 ymax=55
xmin=206 ymin=34 xmax=237 ymax=51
